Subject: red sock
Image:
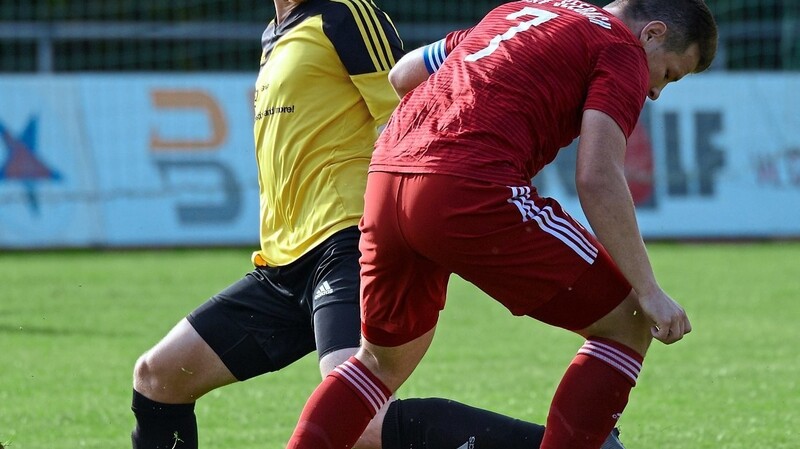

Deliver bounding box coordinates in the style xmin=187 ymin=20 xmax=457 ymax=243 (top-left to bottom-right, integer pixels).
xmin=541 ymin=338 xmax=644 ymax=449
xmin=287 ymin=357 xmax=391 ymax=449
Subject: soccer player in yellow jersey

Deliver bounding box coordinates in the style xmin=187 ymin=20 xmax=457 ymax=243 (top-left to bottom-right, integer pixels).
xmin=130 ymin=1 xmax=624 ymax=448
xmin=131 ymin=1 xmax=402 ymax=447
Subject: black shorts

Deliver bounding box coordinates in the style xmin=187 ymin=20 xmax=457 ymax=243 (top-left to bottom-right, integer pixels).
xmin=187 ymin=227 xmax=362 ymax=381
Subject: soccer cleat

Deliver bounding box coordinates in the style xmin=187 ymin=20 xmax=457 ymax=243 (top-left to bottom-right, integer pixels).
xmin=600 ymin=427 xmax=625 ymax=449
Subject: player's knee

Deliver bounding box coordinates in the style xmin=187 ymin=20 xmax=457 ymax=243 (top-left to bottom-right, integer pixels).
xmin=617 ymin=315 xmax=653 ymax=356
xmin=133 ymin=350 xmax=180 ymax=399
xmin=629 ymin=317 xmax=655 ymax=354
xmin=133 ymin=351 xmax=159 ymax=394
xmin=625 ymin=293 xmax=657 ymax=342
xmin=581 ymin=292 xmax=654 ymax=355
xmin=134 ymin=352 xmax=199 ymax=405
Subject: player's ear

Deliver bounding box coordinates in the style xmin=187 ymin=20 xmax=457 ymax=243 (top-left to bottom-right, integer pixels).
xmin=639 ymin=21 xmax=667 ymax=45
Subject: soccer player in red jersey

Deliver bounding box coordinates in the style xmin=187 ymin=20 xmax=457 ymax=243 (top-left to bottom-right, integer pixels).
xmin=285 ymin=1 xmax=718 ymax=449
xmin=130 ymin=1 xmax=624 ymax=448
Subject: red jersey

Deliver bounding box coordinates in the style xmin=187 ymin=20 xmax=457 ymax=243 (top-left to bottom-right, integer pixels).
xmin=372 ymin=0 xmax=649 ymax=185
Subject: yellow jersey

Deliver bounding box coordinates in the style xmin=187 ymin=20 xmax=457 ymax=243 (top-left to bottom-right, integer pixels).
xmin=252 ymin=0 xmax=403 ymax=266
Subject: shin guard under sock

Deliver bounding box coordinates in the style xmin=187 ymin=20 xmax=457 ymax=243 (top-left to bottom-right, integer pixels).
xmin=287 ymin=357 xmax=391 ymax=449
xmin=542 ymin=338 xmax=643 ymax=449
xmin=131 ymin=389 xmax=198 ymax=449
xmin=382 ymin=397 xmax=545 ymax=449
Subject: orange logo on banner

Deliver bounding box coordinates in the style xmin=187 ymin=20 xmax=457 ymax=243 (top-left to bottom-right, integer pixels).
xmin=150 ymin=90 xmax=227 ymax=150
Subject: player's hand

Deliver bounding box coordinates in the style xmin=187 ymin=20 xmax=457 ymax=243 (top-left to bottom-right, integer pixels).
xmin=638 ymin=289 xmax=692 ymax=344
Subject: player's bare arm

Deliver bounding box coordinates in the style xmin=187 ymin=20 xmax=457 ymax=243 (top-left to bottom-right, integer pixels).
xmin=388 ymin=37 xmax=448 ymax=97
xmin=575 ymin=109 xmax=691 ymax=344
xmin=388 ymin=46 xmax=429 ymax=97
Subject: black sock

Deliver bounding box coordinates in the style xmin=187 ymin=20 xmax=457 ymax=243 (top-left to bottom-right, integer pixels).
xmin=131 ymin=389 xmax=198 ymax=449
xmin=382 ymin=397 xmax=545 ymax=449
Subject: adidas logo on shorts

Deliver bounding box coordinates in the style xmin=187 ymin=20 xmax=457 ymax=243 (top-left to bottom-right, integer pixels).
xmin=456 ymin=436 xmax=476 ymax=449
xmin=313 ymin=281 xmax=334 ymax=300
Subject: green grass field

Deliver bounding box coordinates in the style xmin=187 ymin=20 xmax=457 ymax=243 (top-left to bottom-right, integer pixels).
xmin=1 ymin=242 xmax=798 ymax=448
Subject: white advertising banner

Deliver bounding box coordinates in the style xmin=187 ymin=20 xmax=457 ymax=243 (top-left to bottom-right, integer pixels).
xmin=534 ymin=73 xmax=800 ymax=238
xmin=0 ymin=74 xmax=260 ymax=248
xmin=0 ymin=73 xmax=798 ymax=248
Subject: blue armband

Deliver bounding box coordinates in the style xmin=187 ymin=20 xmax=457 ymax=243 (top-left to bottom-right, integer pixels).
xmin=422 ymin=38 xmax=448 ymax=74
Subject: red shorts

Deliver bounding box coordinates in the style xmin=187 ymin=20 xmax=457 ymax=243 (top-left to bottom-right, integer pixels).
xmin=359 ymin=172 xmax=632 ymax=347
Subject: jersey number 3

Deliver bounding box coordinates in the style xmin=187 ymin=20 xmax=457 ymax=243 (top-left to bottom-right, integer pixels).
xmin=465 ymin=7 xmax=558 ymax=62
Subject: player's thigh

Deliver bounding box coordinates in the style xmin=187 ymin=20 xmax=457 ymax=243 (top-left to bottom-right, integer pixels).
xmin=525 ymin=245 xmax=633 ymax=331
xmin=402 ymin=176 xmax=608 ymax=319
xmin=360 ymin=172 xmax=450 ymax=348
xmin=315 ymin=302 xmax=361 ymax=376
xmin=310 ymin=228 xmax=362 ymax=359
xmin=187 ymin=270 xmax=317 ymax=381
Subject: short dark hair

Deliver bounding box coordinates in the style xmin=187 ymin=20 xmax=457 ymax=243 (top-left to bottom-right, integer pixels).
xmin=617 ymin=0 xmax=718 ymax=72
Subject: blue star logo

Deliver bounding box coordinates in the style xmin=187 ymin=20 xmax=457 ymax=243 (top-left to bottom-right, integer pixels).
xmin=0 ymin=118 xmax=62 ymax=214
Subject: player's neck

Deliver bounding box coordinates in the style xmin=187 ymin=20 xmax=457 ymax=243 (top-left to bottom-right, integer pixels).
xmin=603 ymin=4 xmax=625 ymax=24
xmin=274 ymin=0 xmax=302 ymax=25
xmin=604 ymin=4 xmax=647 ymax=42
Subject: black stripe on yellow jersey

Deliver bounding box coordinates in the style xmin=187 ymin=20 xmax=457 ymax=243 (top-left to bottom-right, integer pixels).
xmin=260 ymin=0 xmax=403 ymax=74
